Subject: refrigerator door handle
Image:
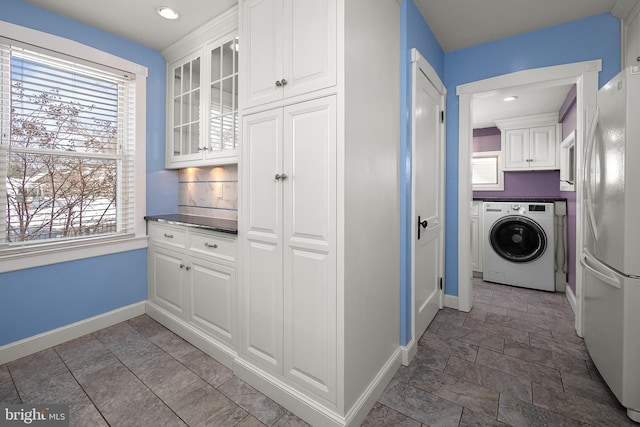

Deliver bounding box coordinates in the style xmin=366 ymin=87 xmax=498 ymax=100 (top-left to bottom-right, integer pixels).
xmin=581 ymin=253 xmax=621 ymax=289
xmin=584 ymin=106 xmax=599 ymax=240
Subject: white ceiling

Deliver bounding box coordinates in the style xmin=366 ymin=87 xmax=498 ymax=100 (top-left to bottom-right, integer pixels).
xmin=24 ymin=0 xmax=237 ymax=52
xmin=414 ymin=0 xmax=619 ymax=53
xmin=23 ymin=0 xmax=632 ymax=128
xmin=472 ymin=84 xmax=574 ymax=129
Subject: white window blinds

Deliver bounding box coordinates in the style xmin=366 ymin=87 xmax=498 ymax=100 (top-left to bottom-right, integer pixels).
xmin=0 ymin=38 xmax=136 ymax=249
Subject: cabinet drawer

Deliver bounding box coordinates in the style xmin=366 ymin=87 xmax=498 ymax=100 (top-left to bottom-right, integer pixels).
xmin=148 ymin=223 xmax=187 ymax=249
xmin=188 ymin=230 xmax=236 ymax=263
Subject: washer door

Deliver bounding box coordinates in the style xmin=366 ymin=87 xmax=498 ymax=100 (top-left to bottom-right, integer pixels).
xmin=489 ymin=216 xmax=547 ymax=263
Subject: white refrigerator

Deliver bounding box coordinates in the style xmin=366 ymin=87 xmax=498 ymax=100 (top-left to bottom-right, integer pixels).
xmin=582 ymin=67 xmax=640 ymax=422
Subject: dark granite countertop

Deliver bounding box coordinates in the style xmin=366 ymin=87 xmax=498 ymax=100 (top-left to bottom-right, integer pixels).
xmin=145 ymin=214 xmax=237 ymax=235
xmin=473 ymin=197 xmax=567 ymax=203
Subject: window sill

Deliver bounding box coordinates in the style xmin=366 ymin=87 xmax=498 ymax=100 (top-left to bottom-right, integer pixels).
xmin=0 ymin=236 xmax=148 ymax=274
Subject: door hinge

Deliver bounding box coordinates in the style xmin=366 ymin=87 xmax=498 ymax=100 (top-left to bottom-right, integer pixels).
xmin=439 ymin=277 xmax=443 ymax=290
xmin=440 ymin=111 xmax=445 ymax=123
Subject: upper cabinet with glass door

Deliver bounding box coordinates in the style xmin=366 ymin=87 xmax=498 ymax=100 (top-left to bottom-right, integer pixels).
xmin=162 ymin=8 xmax=239 ymax=168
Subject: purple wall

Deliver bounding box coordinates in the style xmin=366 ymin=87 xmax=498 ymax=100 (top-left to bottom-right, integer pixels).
xmin=473 ymin=128 xmax=562 ymax=199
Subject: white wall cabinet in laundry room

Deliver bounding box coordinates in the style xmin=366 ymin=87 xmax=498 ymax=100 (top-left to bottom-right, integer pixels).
xmin=241 ymin=0 xmax=337 ymax=110
xmin=497 ymin=113 xmax=561 ymax=171
xmin=623 ymin=1 xmax=640 ymax=71
xmin=241 ymin=96 xmax=337 ymax=404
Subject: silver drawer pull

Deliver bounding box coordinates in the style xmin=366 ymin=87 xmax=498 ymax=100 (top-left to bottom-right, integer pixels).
xmin=164 ymin=233 xmax=174 ymax=238
xmin=205 ymin=243 xmax=218 ymax=249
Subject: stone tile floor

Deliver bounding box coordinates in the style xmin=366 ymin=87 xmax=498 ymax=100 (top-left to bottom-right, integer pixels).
xmin=0 ymin=278 xmax=635 ymax=426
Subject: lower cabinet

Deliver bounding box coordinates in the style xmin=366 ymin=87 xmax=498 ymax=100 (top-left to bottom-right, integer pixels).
xmin=147 ymin=222 xmax=237 ymax=361
xmin=471 ymin=201 xmax=483 ymax=273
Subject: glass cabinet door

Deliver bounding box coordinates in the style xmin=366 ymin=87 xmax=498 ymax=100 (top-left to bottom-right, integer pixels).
xmin=209 ymin=37 xmax=239 ymax=155
xmin=172 ymin=54 xmax=201 ymax=158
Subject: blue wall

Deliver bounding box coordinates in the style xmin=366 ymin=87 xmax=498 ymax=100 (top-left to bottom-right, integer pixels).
xmin=442 ymin=13 xmax=620 ymax=297
xmin=399 ymin=10 xmax=620 ymax=345
xmin=0 ymin=0 xmax=177 ymax=346
xmin=400 ymin=0 xmax=445 ymax=345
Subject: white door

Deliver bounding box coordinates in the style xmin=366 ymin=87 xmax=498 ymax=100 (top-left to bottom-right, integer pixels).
xmin=283 ymin=0 xmax=337 ymax=99
xmin=504 ymin=128 xmax=530 ymax=169
xmin=242 ymin=0 xmax=284 ymax=108
xmin=412 ymin=66 xmax=444 ymax=343
xmin=283 ymin=97 xmax=337 ymax=403
xmin=241 ymin=108 xmax=284 ymax=372
xmin=529 ymin=125 xmax=557 ymax=168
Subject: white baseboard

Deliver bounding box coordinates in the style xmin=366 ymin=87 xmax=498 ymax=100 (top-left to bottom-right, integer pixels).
xmin=145 ymin=302 xmax=237 ymax=369
xmin=401 ymin=338 xmax=416 ymax=366
xmin=234 ymin=348 xmax=401 ymax=427
xmin=0 ymin=302 xmax=146 ymax=365
xmin=566 ymin=284 xmax=577 ymax=316
xmin=444 ymin=294 xmax=459 ymax=309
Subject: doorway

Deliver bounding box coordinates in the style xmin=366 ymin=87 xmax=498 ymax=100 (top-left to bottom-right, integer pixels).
xmin=456 ymin=60 xmax=601 ymax=336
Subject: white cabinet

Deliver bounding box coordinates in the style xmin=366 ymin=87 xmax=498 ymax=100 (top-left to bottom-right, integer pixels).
xmin=163 ymin=8 xmax=240 ymax=168
xmin=241 ymin=96 xmax=337 ymax=403
xmin=497 ymin=114 xmax=560 ymax=171
xmin=623 ymin=2 xmax=640 ymax=71
xmin=238 ymin=1 xmax=401 ymax=425
xmin=147 ymin=222 xmax=237 ymax=361
xmin=471 ymin=201 xmax=483 ymax=273
xmin=241 ymin=0 xmax=337 ymax=109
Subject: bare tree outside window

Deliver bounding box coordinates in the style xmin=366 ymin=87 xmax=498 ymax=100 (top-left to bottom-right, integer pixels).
xmin=4 ymin=52 xmax=123 ymax=244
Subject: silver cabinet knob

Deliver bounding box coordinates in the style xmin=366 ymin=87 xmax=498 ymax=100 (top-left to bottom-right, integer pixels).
xmin=275 ymin=80 xmax=282 ymax=87
xmin=185 ymin=266 xmax=191 ymax=271
xmin=280 ymin=78 xmax=287 ymax=86
xmin=275 ymin=173 xmax=288 ymax=180
xmin=179 ymin=263 xmax=185 ymax=269
xmin=164 ymin=233 xmax=174 ymax=238
xmin=205 ymin=243 xmax=218 ymax=249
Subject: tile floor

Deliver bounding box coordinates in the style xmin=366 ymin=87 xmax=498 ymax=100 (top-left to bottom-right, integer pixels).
xmin=0 ymin=278 xmax=635 ymax=426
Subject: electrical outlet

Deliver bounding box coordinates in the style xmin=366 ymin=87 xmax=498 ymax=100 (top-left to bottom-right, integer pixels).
xmin=215 ymin=183 xmax=223 ymax=199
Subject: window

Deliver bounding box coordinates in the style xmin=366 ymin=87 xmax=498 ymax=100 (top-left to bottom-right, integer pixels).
xmin=472 ymin=150 xmax=503 ymax=191
xmin=560 ymin=130 xmax=576 ymax=191
xmin=0 ymin=22 xmax=147 ymax=272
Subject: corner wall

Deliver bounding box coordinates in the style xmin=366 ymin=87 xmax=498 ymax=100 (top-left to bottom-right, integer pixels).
xmin=0 ymin=0 xmax=171 ymax=346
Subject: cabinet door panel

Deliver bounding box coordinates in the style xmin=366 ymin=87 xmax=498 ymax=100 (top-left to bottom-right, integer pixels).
xmin=242 ymin=108 xmax=284 ymax=372
xmin=243 ymin=109 xmax=283 ymax=242
xmin=504 ymin=128 xmax=530 ymax=169
xmin=149 ymin=247 xmax=185 ymax=317
xmin=243 ymin=0 xmax=284 ymax=108
xmin=283 ymin=97 xmax=337 ymax=402
xmin=243 ymin=240 xmax=283 ymax=371
xmin=529 ymin=125 xmax=557 ymax=168
xmin=284 ymin=0 xmax=337 ymax=99
xmin=190 ymin=258 xmax=235 ymax=345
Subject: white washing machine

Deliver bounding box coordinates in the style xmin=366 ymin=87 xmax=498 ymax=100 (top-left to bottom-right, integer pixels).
xmin=483 ymin=201 xmax=555 ymax=291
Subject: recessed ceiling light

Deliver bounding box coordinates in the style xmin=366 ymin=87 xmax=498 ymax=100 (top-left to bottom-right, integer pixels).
xmin=157 ymin=7 xmax=179 ymax=20
xmin=503 ymin=96 xmax=518 ymax=102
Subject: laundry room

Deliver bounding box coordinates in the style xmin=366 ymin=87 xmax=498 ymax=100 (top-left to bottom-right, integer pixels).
xmin=470 ymin=82 xmax=577 ymax=298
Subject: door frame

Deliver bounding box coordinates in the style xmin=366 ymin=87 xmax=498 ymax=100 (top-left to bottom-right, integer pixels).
xmin=456 ymin=60 xmax=601 ymax=336
xmin=407 ymin=48 xmax=446 ymax=364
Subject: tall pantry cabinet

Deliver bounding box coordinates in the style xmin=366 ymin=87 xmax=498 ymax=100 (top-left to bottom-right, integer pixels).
xmin=237 ymin=1 xmax=401 ymax=426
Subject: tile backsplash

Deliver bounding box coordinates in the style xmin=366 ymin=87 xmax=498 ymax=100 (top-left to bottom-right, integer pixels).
xmin=178 ymin=165 xmax=238 ymax=220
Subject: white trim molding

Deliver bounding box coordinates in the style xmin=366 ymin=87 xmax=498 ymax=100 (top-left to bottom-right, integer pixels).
xmin=0 ymin=302 xmax=145 ymax=365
